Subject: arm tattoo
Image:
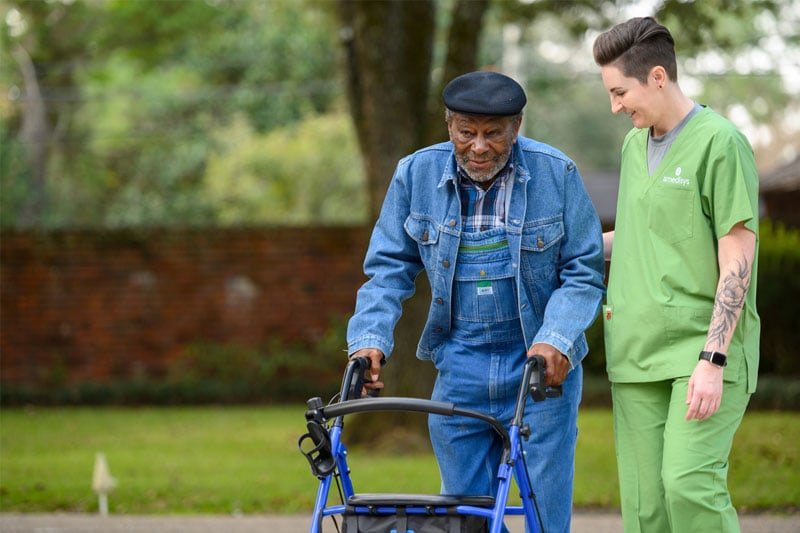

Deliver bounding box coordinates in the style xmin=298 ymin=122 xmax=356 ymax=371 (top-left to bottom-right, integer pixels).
xmin=707 ymin=257 xmax=751 ymax=347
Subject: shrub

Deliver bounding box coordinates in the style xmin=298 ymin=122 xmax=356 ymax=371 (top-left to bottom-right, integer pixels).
xmin=1 ymin=317 xmax=350 ymax=406
xmin=755 ymin=220 xmax=800 ymax=376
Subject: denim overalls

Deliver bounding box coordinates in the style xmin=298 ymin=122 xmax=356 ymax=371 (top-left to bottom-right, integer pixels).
xmin=428 ymin=226 xmax=582 ymax=533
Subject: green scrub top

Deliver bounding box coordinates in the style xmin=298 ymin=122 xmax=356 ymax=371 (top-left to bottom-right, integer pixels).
xmin=604 ymin=107 xmax=760 ymax=393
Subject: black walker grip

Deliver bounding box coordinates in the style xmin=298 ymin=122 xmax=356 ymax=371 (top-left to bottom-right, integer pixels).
xmin=347 ymin=355 xmax=384 ymax=399
xmin=528 ymin=354 xmax=563 ymax=402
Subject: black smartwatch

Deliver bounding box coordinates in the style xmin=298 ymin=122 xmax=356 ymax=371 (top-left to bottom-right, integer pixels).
xmin=699 ymin=350 xmax=727 ymax=368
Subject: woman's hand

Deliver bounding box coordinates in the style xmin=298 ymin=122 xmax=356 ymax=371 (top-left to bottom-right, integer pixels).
xmin=685 ymin=360 xmax=724 ymax=420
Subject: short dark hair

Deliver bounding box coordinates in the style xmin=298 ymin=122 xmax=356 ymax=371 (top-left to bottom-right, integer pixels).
xmin=593 ymin=17 xmax=677 ymax=84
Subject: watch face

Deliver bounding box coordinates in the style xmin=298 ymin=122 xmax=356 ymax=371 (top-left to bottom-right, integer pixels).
xmin=701 ymin=351 xmax=727 ymax=367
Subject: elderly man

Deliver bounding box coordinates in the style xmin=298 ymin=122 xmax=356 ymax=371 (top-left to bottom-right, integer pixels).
xmin=347 ymin=71 xmax=606 ymax=533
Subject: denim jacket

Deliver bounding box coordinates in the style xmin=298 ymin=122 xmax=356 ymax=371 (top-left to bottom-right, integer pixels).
xmin=347 ymin=136 xmax=606 ymax=367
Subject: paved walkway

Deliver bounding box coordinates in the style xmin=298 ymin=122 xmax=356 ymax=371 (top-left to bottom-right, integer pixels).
xmin=2 ymin=512 xmax=799 ymax=532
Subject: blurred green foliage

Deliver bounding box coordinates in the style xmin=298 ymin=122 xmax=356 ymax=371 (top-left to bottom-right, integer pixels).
xmin=1 ymin=0 xmax=348 ymax=228
xmin=756 ymin=220 xmax=800 ymax=376
xmin=2 ymin=0 xmax=796 ymax=228
xmin=200 ymin=111 xmax=367 ymax=226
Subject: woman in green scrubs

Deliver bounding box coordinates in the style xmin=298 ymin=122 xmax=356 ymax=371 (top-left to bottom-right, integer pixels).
xmin=592 ymin=17 xmax=760 ymax=533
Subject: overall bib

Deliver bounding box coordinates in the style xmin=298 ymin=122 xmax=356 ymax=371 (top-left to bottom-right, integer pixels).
xmin=428 ymin=227 xmax=581 ymax=533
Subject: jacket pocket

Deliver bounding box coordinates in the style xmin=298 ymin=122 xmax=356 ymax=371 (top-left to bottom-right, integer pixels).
xmin=520 ymin=218 xmax=563 ymax=281
xmin=405 ymin=215 xmax=440 ymax=246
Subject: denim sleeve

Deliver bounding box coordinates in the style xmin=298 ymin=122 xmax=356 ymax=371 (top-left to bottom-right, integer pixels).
xmin=532 ymin=165 xmax=606 ymax=366
xmin=346 ymin=166 xmax=425 ymax=358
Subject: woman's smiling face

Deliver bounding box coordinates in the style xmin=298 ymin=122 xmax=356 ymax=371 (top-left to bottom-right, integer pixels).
xmin=601 ymin=64 xmax=660 ymax=130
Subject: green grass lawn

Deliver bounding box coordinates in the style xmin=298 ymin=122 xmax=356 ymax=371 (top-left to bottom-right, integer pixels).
xmin=0 ymin=406 xmax=797 ymax=514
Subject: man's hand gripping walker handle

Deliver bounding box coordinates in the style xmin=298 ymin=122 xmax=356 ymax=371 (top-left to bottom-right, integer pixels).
xmin=529 ymin=354 xmax=563 ymax=402
xmin=348 ymin=348 xmax=385 ymax=398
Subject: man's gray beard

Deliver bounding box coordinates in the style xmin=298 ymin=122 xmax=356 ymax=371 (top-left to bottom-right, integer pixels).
xmin=459 ymin=152 xmax=510 ymax=183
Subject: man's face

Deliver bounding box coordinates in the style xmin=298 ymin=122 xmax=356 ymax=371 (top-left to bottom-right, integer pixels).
xmin=447 ymin=113 xmax=521 ymax=183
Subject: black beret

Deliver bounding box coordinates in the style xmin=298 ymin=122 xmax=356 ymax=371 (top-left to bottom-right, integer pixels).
xmin=442 ymin=71 xmax=526 ymax=116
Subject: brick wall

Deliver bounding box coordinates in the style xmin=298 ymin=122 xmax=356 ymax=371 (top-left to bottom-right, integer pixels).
xmin=0 ymin=227 xmax=370 ymax=385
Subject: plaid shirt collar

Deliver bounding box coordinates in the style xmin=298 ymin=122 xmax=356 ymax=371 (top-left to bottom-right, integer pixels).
xmin=457 ymin=159 xmax=514 ymax=233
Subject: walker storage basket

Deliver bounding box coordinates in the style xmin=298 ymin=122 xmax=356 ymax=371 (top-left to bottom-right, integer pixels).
xmin=342 ymin=494 xmax=492 ymax=533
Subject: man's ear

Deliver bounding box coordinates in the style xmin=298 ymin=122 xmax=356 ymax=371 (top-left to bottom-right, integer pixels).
xmin=512 ymin=114 xmax=522 ymax=142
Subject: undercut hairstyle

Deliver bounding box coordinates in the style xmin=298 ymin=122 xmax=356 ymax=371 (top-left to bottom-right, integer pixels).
xmin=593 ymin=17 xmax=678 ymax=84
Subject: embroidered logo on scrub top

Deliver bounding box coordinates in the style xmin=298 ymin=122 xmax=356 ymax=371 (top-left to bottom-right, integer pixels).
xmin=662 ymin=166 xmax=690 ymax=186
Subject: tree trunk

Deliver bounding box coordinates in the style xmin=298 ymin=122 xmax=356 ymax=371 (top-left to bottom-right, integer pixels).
xmin=424 ymin=0 xmax=490 ymax=146
xmin=337 ymin=0 xmax=486 ymax=447
xmin=11 ymin=44 xmax=49 ymax=227
xmin=339 ymin=0 xmax=435 ymax=218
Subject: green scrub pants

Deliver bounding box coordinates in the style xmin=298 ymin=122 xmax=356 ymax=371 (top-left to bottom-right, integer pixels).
xmin=611 ymin=376 xmax=751 ymax=533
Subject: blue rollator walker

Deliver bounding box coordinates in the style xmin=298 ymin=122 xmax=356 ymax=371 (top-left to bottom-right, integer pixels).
xmin=299 ymin=355 xmax=562 ymax=533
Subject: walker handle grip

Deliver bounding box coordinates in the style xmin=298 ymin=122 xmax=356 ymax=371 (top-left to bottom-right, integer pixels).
xmin=347 ymin=356 xmax=384 ymax=400
xmin=529 ymin=354 xmax=563 ymax=402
